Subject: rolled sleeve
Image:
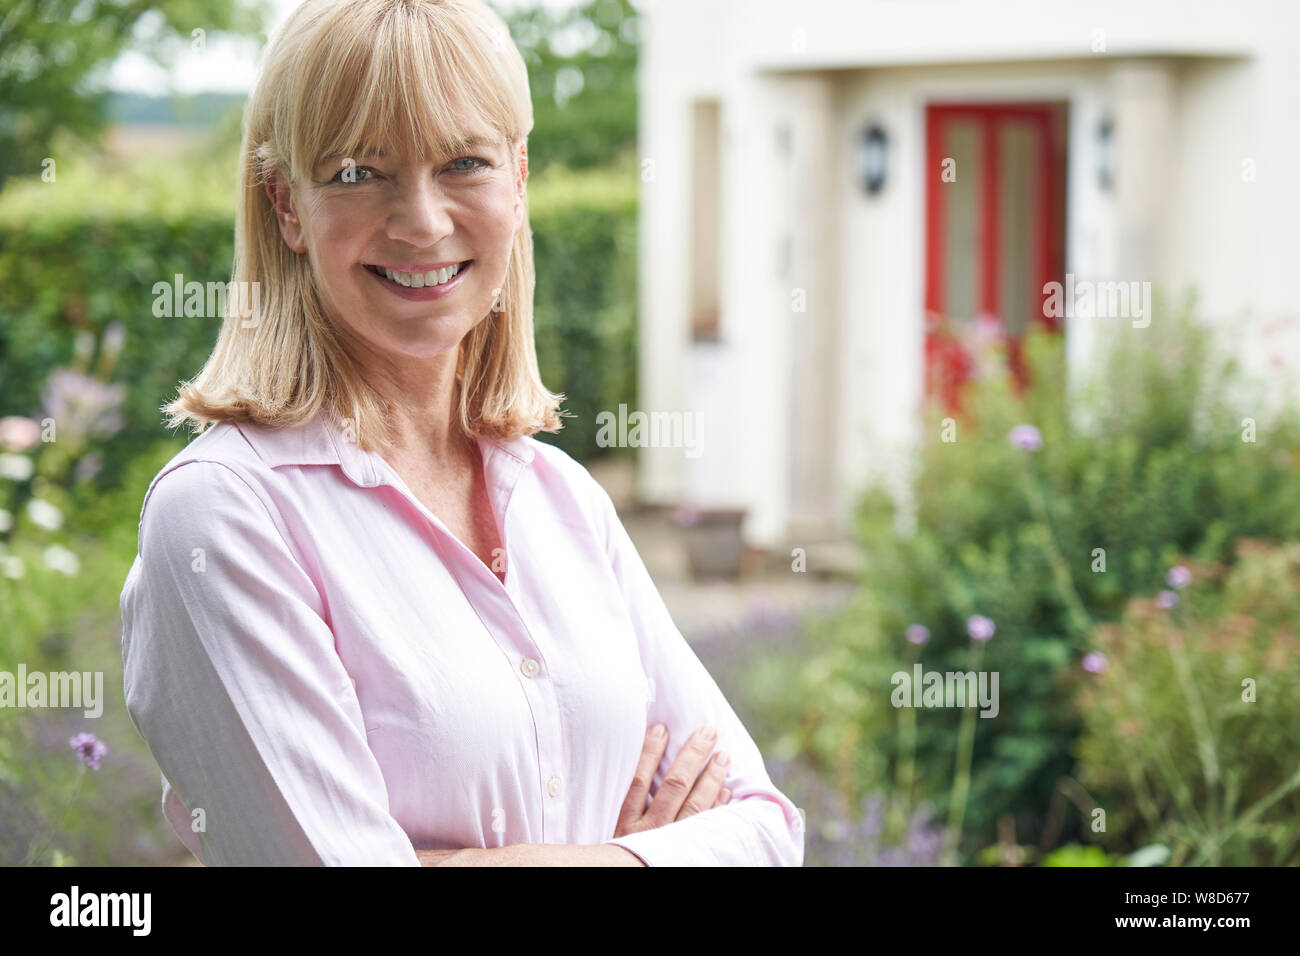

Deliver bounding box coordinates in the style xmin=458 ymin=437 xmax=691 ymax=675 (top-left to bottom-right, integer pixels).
xmin=120 ymin=459 xmax=420 ymax=866
xmin=588 ymin=480 xmax=805 ymax=867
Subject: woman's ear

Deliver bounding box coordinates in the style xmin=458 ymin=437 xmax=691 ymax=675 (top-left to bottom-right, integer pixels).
xmin=513 ymin=141 xmax=528 ymax=232
xmin=262 ymin=164 xmax=308 ymax=254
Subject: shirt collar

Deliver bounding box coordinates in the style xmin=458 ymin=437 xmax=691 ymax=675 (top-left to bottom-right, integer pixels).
xmin=233 ymin=408 xmax=536 ymax=488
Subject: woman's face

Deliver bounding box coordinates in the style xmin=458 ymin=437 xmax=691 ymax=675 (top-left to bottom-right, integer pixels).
xmin=267 ymin=127 xmax=527 ymax=366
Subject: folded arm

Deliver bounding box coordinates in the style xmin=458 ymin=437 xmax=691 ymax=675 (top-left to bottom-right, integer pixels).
xmin=584 ymin=476 xmax=805 ymax=867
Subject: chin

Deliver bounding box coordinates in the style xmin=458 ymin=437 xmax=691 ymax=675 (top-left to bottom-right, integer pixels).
xmin=392 ymin=326 xmax=472 ymax=358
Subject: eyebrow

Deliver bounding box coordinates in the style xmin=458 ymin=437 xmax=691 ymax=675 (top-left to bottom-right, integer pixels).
xmin=338 ymin=136 xmax=502 ymax=162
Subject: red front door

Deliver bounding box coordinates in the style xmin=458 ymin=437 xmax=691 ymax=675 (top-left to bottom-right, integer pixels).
xmin=924 ymin=102 xmax=1067 ymax=412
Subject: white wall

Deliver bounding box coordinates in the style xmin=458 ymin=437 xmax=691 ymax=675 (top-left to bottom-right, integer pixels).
xmin=638 ymin=0 xmax=1300 ymax=547
xmin=635 ymin=0 xmax=731 ymax=505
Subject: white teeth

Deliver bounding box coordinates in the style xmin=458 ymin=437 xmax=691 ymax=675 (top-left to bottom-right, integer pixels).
xmin=378 ymin=262 xmax=462 ymax=288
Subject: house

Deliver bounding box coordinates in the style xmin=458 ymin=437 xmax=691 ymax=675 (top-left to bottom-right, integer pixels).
xmin=633 ymin=0 xmax=1300 ymax=552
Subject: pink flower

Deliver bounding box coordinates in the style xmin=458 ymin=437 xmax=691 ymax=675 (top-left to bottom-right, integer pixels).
xmin=967 ymin=614 xmax=995 ymax=642
xmin=905 ymin=624 xmax=930 ymax=646
xmin=968 ymin=312 xmax=1004 ymax=351
xmin=1156 ymin=590 xmax=1179 ymax=610
xmin=69 ymin=732 xmax=107 ymax=770
xmin=1008 ymin=424 xmax=1043 ymax=452
xmin=1166 ymin=565 xmax=1192 ymax=589
xmin=1082 ymin=651 xmax=1108 ymax=673
xmin=0 ymin=416 xmax=40 ymax=452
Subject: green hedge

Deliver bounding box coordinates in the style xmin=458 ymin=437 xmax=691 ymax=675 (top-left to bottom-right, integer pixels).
xmin=0 ymin=151 xmax=638 ymax=479
xmin=0 ymin=211 xmax=237 ymax=491
xmin=528 ymin=160 xmax=638 ymax=462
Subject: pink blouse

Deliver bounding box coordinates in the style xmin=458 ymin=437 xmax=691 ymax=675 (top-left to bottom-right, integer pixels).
xmin=119 ymin=409 xmax=804 ymax=865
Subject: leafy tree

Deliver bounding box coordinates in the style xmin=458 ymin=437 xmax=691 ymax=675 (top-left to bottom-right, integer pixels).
xmin=0 ymin=0 xmax=268 ymax=191
xmin=494 ymin=0 xmax=640 ymax=173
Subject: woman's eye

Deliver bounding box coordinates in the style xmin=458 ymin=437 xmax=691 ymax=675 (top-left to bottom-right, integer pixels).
xmin=451 ymin=157 xmax=490 ymax=173
xmin=329 ymin=164 xmax=376 ymax=184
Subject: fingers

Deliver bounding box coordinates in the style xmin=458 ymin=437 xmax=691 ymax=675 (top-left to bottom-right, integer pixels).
xmin=678 ymin=750 xmax=730 ymax=820
xmin=646 ymin=725 xmax=718 ymax=827
xmin=613 ymin=723 xmax=669 ymax=837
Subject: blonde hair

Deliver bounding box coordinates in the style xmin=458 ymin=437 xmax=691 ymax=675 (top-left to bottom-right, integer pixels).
xmin=165 ymin=0 xmax=564 ymax=452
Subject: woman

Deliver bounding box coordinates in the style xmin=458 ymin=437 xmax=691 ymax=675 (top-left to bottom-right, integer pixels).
xmin=120 ymin=0 xmax=803 ymax=866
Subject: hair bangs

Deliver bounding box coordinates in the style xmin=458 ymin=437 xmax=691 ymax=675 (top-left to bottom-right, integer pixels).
xmin=287 ymin=0 xmax=530 ymax=182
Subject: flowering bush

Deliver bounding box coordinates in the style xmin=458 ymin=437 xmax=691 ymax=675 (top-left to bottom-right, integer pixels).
xmin=0 ymin=328 xmax=199 ymax=864
xmin=0 ymin=325 xmax=126 ymax=600
xmin=0 ymin=435 xmax=187 ymax=865
xmin=764 ymin=754 xmax=949 ymax=867
xmin=791 ymin=304 xmax=1300 ymax=860
xmin=1075 ymin=540 xmax=1300 ymax=865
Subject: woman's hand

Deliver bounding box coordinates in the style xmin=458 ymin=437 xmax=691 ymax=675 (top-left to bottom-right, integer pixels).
xmin=612 ymin=724 xmax=731 ymax=838
xmin=417 ymin=724 xmax=732 ymax=864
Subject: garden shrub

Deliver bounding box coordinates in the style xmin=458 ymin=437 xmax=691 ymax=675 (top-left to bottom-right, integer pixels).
xmin=792 ymin=305 xmax=1300 ymax=860
xmin=1 ymin=434 xmax=186 ymax=865
xmin=1075 ymin=539 xmax=1300 ymax=865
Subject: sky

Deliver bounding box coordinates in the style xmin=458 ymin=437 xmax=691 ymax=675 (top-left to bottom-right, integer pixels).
xmin=105 ymin=0 xmax=585 ymax=94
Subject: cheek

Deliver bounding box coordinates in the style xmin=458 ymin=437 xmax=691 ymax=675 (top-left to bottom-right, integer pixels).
xmin=317 ymin=213 xmax=370 ymax=260
xmin=310 ymin=214 xmax=373 ymax=294
xmin=462 ymin=186 xmax=519 ymax=246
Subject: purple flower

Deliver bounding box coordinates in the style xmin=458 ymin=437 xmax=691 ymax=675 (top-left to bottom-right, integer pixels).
xmin=74 ymin=453 xmax=102 ymax=482
xmin=1156 ymin=590 xmax=1179 ymax=610
xmin=1166 ymin=565 xmax=1192 ymax=589
xmin=1008 ymin=424 xmax=1043 ymax=452
xmin=967 ymin=614 xmax=996 ymax=642
xmin=860 ymin=792 xmax=885 ymax=838
xmin=41 ymin=369 xmax=126 ymax=443
xmin=905 ymin=624 xmax=930 ymax=646
xmin=68 ymin=732 xmax=107 ymax=770
xmin=671 ymin=505 xmax=699 ymax=527
xmin=1082 ymin=651 xmax=1108 ymax=673
xmin=742 ymin=596 xmax=799 ymax=634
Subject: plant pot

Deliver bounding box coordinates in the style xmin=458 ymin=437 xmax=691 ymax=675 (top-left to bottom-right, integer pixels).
xmin=673 ymin=505 xmax=747 ymax=579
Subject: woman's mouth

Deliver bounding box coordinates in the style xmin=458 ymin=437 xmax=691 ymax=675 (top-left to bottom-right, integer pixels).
xmin=364 ymin=260 xmax=472 ymax=289
xmin=363 ymin=260 xmax=473 ymax=301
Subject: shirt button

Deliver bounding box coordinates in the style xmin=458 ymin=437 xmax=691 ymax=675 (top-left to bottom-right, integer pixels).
xmin=520 ymin=658 xmax=540 ymax=678
xmin=546 ymin=776 xmax=563 ymax=797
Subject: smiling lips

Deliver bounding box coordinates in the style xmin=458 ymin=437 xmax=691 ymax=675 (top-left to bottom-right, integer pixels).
xmin=367 ymin=260 xmax=471 ymax=288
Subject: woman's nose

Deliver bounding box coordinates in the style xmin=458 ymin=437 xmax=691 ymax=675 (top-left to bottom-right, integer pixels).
xmin=386 ymin=176 xmax=454 ymax=246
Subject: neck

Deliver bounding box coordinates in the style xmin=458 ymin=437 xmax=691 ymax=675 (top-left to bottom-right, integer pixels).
xmin=345 ymin=335 xmax=469 ymax=467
